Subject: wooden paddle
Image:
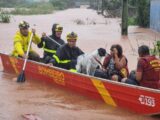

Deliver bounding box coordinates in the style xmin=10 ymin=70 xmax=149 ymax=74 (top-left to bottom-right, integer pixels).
xmin=17 ymin=33 xmax=33 ymax=82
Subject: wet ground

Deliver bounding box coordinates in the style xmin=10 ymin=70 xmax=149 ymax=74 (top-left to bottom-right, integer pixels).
xmin=0 ymin=8 xmax=160 ymax=120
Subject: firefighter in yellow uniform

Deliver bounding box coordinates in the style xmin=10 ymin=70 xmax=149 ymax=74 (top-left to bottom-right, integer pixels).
xmin=12 ymin=21 xmax=41 ymax=61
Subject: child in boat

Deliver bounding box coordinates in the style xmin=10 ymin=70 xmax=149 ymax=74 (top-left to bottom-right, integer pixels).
xmin=122 ymin=45 xmax=160 ymax=89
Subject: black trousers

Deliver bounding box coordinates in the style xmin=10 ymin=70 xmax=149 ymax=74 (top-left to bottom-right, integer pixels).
xmin=94 ymin=69 xmax=108 ymax=79
xmin=94 ymin=69 xmax=122 ymax=81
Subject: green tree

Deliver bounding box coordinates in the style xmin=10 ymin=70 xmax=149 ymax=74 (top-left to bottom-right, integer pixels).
xmin=137 ymin=0 xmax=150 ymax=27
xmin=122 ymin=0 xmax=128 ymax=35
xmin=0 ymin=0 xmax=27 ymax=7
xmin=128 ymin=0 xmax=137 ymax=6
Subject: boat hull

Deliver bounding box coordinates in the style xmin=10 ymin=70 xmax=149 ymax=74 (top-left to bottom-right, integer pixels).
xmin=0 ymin=53 xmax=160 ymax=115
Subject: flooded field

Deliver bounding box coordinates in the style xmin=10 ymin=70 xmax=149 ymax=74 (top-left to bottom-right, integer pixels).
xmin=0 ymin=8 xmax=160 ymax=120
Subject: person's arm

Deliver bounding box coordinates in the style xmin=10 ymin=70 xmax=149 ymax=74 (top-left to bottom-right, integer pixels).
xmin=56 ymin=47 xmax=64 ymax=60
xmin=37 ymin=32 xmax=46 ymax=48
xmin=103 ymin=55 xmax=111 ymax=69
xmin=14 ymin=35 xmax=24 ymax=57
xmin=136 ymin=72 xmax=142 ymax=81
xmin=37 ymin=37 xmax=45 ymax=48
xmin=31 ymin=29 xmax=41 ymax=44
xmin=113 ymin=48 xmax=127 ymax=70
xmin=32 ymin=34 xmax=41 ymax=44
xmin=135 ymin=59 xmax=144 ymax=81
xmin=55 ymin=46 xmax=71 ymax=64
xmin=114 ymin=56 xmax=127 ymax=70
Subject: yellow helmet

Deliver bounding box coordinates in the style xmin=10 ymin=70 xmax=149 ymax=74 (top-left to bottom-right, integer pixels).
xmin=19 ymin=21 xmax=29 ymax=29
xmin=55 ymin=24 xmax=63 ymax=32
xmin=66 ymin=32 xmax=78 ymax=41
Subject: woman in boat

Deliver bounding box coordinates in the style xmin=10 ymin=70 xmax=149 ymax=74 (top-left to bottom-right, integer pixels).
xmin=50 ymin=32 xmax=84 ymax=72
xmin=122 ymin=45 xmax=160 ymax=89
xmin=37 ymin=24 xmax=65 ymax=63
xmin=12 ymin=21 xmax=41 ymax=62
xmin=94 ymin=44 xmax=129 ymax=81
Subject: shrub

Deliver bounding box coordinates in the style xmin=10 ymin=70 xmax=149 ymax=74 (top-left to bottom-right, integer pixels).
xmin=128 ymin=17 xmax=137 ymax=25
xmin=0 ymin=10 xmax=11 ymax=23
xmin=150 ymin=40 xmax=160 ymax=57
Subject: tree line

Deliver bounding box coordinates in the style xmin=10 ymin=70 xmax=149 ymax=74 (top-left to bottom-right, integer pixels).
xmin=0 ymin=0 xmax=150 ymax=28
xmin=89 ymin=0 xmax=150 ymax=27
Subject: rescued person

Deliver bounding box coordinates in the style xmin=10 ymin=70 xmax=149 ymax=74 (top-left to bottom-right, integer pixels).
xmin=94 ymin=44 xmax=129 ymax=81
xmin=37 ymin=24 xmax=65 ymax=63
xmin=51 ymin=32 xmax=84 ymax=72
xmin=12 ymin=21 xmax=41 ymax=61
xmin=122 ymin=45 xmax=160 ymax=89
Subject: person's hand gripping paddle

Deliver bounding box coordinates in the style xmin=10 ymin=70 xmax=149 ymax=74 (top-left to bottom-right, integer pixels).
xmin=17 ymin=32 xmax=33 ymax=83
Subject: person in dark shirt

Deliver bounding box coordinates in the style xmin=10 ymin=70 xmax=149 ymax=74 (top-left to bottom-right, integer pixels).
xmin=53 ymin=32 xmax=84 ymax=72
xmin=38 ymin=24 xmax=65 ymax=63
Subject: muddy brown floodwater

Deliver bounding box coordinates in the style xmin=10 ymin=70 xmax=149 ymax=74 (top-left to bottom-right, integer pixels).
xmin=0 ymin=8 xmax=160 ymax=120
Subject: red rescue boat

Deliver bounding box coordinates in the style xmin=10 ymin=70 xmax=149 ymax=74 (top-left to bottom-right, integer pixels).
xmin=0 ymin=53 xmax=160 ymax=115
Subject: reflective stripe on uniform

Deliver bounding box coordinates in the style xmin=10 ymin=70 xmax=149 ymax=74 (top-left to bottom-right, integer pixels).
xmin=69 ymin=69 xmax=77 ymax=73
xmin=43 ymin=41 xmax=45 ymax=48
xmin=43 ymin=42 xmax=56 ymax=54
xmin=53 ymin=55 xmax=71 ymax=64
xmin=43 ymin=48 xmax=56 ymax=54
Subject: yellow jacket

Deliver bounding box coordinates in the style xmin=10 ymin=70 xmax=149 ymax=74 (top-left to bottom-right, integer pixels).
xmin=12 ymin=31 xmax=41 ymax=57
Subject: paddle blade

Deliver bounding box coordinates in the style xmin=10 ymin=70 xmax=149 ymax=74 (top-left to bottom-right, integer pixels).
xmin=17 ymin=71 xmax=25 ymax=82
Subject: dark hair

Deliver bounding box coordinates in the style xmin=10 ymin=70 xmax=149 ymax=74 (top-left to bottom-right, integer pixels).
xmin=115 ymin=44 xmax=123 ymax=57
xmin=110 ymin=44 xmax=123 ymax=57
xmin=52 ymin=23 xmax=58 ymax=34
xmin=110 ymin=44 xmax=116 ymax=51
xmin=138 ymin=45 xmax=150 ymax=56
